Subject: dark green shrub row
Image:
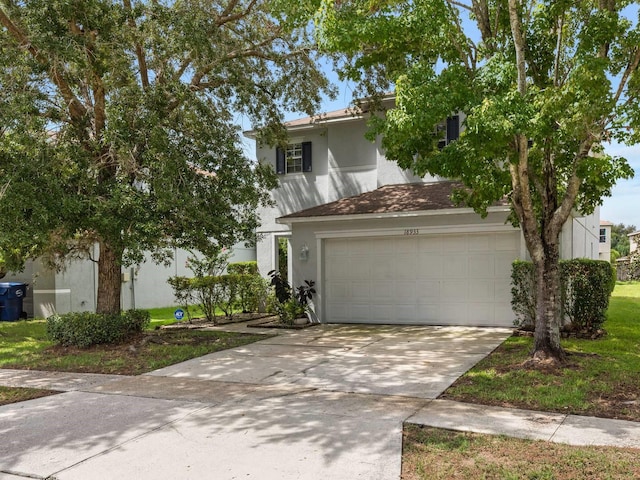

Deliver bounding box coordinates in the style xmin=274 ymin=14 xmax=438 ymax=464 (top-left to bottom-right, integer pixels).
xmin=227 ymin=261 xmax=258 ymax=275
xmin=47 ymin=309 xmax=150 ymax=348
xmin=168 ymin=273 xmax=268 ymax=323
xmin=511 ymin=259 xmax=615 ymax=333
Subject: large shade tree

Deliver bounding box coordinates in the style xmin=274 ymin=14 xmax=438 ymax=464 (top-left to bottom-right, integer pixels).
xmin=0 ymin=0 xmax=331 ymax=314
xmin=317 ymin=0 xmax=638 ymax=363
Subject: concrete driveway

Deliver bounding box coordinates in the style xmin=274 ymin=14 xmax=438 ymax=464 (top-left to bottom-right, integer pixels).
xmin=0 ymin=325 xmax=511 ymax=480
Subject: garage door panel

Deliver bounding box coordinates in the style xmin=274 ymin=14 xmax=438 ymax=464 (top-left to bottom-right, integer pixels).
xmin=324 ymin=232 xmax=518 ymax=326
xmin=495 ymin=233 xmax=518 ymax=251
xmin=444 ymin=255 xmax=468 ymax=278
xmin=468 ymin=303 xmax=495 ymax=324
xmin=396 ymin=281 xmax=417 ymax=300
xmin=443 ymin=235 xmax=467 ymax=253
xmin=418 ymin=236 xmax=442 ymax=252
xmin=395 ymin=255 xmax=417 ymax=279
xmin=468 ymin=281 xmax=494 ymax=301
xmin=441 ymin=279 xmax=468 ymax=300
xmin=327 ymin=282 xmax=350 ymax=301
xmin=468 ymin=254 xmax=494 ymax=278
xmin=418 ymin=255 xmax=443 ymax=278
xmin=469 ymin=235 xmax=491 ymax=252
xmin=397 ymin=304 xmax=418 ymax=322
xmin=494 ymin=257 xmax=514 ymax=277
xmin=440 ymin=304 xmax=468 ymax=323
xmin=371 ymin=260 xmax=393 ymax=279
xmin=351 ymin=282 xmax=370 ymax=302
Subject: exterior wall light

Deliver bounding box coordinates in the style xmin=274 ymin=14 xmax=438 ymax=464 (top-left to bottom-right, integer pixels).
xmin=299 ymin=243 xmax=309 ymax=261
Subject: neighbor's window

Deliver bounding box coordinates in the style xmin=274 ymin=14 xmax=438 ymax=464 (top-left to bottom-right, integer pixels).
xmin=599 ymin=228 xmax=607 ymax=243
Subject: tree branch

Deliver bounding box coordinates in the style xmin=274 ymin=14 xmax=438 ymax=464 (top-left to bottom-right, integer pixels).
xmin=508 ymin=0 xmax=527 ymax=96
xmin=446 ymin=0 xmax=473 ymax=12
xmin=0 ymin=6 xmax=87 ymax=122
xmin=216 ymin=0 xmax=258 ymax=27
xmin=123 ymin=0 xmax=149 ymax=89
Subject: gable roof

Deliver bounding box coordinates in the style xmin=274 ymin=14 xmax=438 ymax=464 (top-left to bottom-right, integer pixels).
xmin=277 ymin=181 xmax=510 ymax=223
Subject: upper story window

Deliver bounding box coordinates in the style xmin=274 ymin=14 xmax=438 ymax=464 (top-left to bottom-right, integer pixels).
xmin=437 ymin=115 xmax=460 ymax=150
xmin=600 ymin=228 xmax=607 ymax=243
xmin=285 ymin=143 xmax=303 ymax=173
xmin=276 ymin=141 xmax=312 ymax=175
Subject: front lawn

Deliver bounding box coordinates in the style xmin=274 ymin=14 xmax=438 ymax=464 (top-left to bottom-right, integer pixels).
xmin=402 ymin=425 xmax=640 ymax=480
xmin=0 ymin=308 xmax=268 ymax=405
xmin=443 ymin=282 xmax=640 ymax=421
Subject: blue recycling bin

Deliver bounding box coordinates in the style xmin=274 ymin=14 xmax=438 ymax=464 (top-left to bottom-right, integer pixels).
xmin=0 ymin=282 xmax=27 ymax=321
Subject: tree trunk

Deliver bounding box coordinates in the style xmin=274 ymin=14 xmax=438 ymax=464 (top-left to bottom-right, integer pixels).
xmin=96 ymin=240 xmax=123 ymax=315
xmin=532 ymin=240 xmax=566 ymax=364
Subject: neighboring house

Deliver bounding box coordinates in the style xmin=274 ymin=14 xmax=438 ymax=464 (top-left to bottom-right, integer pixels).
xmin=630 ymin=230 xmax=639 ymax=255
xmin=599 ymin=220 xmax=613 ymax=261
xmin=246 ymin=103 xmax=600 ymax=327
xmin=617 ymin=230 xmax=640 ymax=281
xmin=2 ymin=244 xmax=255 ymax=318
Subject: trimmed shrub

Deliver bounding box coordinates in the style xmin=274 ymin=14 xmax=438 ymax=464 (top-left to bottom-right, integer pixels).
xmin=167 ymin=276 xmax=195 ymax=321
xmin=511 ymin=261 xmax=536 ymax=330
xmin=511 ymin=259 xmax=613 ymax=334
xmin=47 ymin=309 xmax=150 ymax=348
xmin=227 ymin=261 xmax=258 ymax=275
xmin=236 ymin=274 xmax=268 ymax=313
xmin=561 ymin=259 xmax=613 ymax=333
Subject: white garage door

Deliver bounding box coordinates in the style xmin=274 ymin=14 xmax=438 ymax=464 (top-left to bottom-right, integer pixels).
xmin=324 ymin=232 xmax=519 ymax=326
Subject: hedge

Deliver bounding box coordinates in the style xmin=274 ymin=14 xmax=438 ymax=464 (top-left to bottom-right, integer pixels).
xmin=227 ymin=261 xmax=258 ymax=275
xmin=168 ymin=272 xmax=267 ymax=322
xmin=511 ymin=259 xmax=614 ymax=333
xmin=47 ymin=309 xmax=150 ymax=348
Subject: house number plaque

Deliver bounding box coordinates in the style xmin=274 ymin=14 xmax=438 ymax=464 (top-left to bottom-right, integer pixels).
xmin=404 ymin=229 xmax=419 ymax=236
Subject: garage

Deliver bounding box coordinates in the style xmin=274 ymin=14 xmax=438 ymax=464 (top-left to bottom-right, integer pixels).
xmin=324 ymin=231 xmax=519 ymax=326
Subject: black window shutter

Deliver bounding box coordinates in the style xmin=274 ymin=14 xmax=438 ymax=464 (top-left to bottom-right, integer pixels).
xmin=446 ymin=115 xmax=460 ymax=144
xmin=275 ymin=146 xmax=285 ymax=174
xmin=302 ymin=141 xmax=312 ymax=172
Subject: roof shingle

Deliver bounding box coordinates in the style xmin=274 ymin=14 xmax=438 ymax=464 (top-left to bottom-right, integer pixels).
xmin=278 ymin=181 xmax=507 ymax=220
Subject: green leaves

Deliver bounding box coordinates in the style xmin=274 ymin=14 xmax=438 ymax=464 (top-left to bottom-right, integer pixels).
xmin=0 ymin=0 xmax=328 ymax=278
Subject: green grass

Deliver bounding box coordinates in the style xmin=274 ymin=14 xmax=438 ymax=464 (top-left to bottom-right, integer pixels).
xmin=146 ymin=305 xmax=205 ymax=328
xmin=0 ymin=386 xmax=58 ymax=406
xmin=0 ymin=306 xmax=269 ymax=405
xmin=612 ymin=280 xmax=640 ymax=298
xmin=402 ymin=425 xmax=640 ymax=480
xmin=444 ymin=282 xmax=640 ymax=420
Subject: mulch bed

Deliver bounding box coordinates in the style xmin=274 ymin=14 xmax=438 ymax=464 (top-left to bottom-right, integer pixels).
xmin=160 ymin=312 xmax=320 ymax=330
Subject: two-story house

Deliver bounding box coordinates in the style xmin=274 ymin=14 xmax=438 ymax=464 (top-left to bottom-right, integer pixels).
xmin=246 ymin=102 xmax=600 ymax=327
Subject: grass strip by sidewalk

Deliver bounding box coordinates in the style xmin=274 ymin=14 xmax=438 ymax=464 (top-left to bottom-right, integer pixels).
xmin=443 ymin=282 xmax=640 ymax=421
xmin=0 ymin=306 xmax=269 ymax=405
xmin=0 ymin=386 xmax=59 ymax=407
xmin=402 ymin=424 xmax=640 ymax=480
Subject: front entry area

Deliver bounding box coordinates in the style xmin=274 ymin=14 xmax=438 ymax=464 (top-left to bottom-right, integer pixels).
xmin=324 ymin=231 xmax=519 ymax=326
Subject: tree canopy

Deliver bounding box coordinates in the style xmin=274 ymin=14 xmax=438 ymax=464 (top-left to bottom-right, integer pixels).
xmin=0 ymin=0 xmax=331 ymax=313
xmin=317 ymin=0 xmax=638 ymax=362
xmin=611 ymin=222 xmax=637 ymax=256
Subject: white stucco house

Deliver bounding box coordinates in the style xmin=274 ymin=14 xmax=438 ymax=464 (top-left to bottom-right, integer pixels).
xmin=599 ymin=220 xmax=613 ymax=261
xmin=246 ymin=103 xmax=600 ymax=327
xmin=2 ymin=244 xmax=255 ymax=318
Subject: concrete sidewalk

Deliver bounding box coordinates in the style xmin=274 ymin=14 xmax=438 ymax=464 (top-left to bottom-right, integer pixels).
xmin=1 ymin=325 xmax=639 ymax=479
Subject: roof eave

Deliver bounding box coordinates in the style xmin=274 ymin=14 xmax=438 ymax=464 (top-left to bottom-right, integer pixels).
xmin=277 ymin=205 xmax=511 ymax=225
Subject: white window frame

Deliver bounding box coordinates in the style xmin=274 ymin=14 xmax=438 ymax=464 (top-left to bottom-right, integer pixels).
xmin=286 ymin=143 xmax=303 ymax=174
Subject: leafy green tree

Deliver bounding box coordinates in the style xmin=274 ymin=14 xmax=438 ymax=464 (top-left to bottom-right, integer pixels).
xmin=611 ymin=222 xmax=637 ymax=256
xmin=317 ymin=0 xmax=638 ymax=363
xmin=0 ymin=0 xmax=331 ymax=314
